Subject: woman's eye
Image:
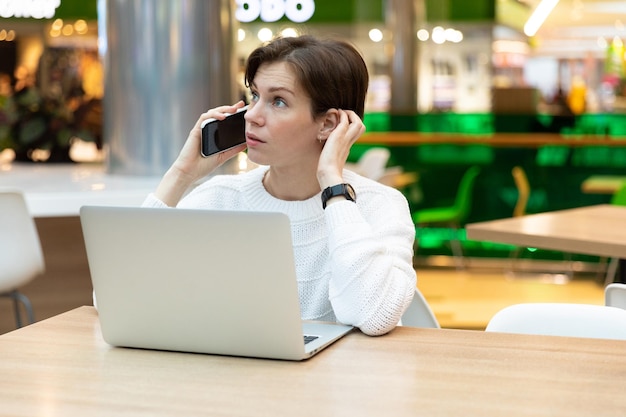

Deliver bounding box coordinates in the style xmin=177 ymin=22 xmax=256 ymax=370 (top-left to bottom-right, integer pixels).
xmin=249 ymin=91 xmax=259 ymax=102
xmin=273 ymin=98 xmax=286 ymax=107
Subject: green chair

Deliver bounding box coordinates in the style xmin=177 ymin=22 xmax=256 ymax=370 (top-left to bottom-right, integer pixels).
xmin=511 ymin=166 xmax=530 ymax=218
xmin=509 ymin=166 xmax=532 ymax=270
xmin=611 ymin=182 xmax=626 ymax=206
xmin=412 ymin=166 xmax=481 ymax=268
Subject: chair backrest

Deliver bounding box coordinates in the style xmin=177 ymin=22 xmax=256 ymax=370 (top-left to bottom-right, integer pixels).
xmin=377 ymin=166 xmax=403 ymax=186
xmin=0 ymin=191 xmax=45 ymax=291
xmin=400 ymin=288 xmax=440 ymax=328
xmin=485 ymin=303 xmax=626 ymax=340
xmin=452 ymin=165 xmax=481 ymax=222
xmin=605 ymin=283 xmax=626 ymax=310
xmin=511 ymin=166 xmax=530 ymax=217
xmin=611 ymin=182 xmax=626 ymax=206
xmin=356 ymin=147 xmax=390 ymax=180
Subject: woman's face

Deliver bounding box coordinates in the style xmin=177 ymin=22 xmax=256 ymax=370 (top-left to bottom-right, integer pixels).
xmin=244 ymin=61 xmax=324 ymax=169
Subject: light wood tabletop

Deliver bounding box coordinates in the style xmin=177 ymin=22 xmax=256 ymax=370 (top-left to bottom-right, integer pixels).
xmin=466 ymin=204 xmax=626 ymax=259
xmin=1 ymin=306 xmax=625 ymax=417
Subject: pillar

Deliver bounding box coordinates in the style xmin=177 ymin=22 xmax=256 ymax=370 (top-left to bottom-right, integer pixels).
xmin=385 ymin=0 xmax=423 ymax=130
xmin=100 ymin=0 xmax=238 ymax=175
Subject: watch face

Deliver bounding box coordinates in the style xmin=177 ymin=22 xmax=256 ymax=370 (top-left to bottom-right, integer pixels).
xmin=345 ymin=184 xmax=356 ymax=201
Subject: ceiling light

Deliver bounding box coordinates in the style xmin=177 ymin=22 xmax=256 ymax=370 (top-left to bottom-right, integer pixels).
xmin=431 ymin=26 xmax=445 ymax=44
xmin=368 ymin=28 xmax=383 ymax=43
xmin=257 ymin=28 xmax=273 ymax=42
xmin=445 ymin=28 xmax=463 ymax=43
xmin=280 ymin=28 xmax=298 ymax=38
xmin=524 ymin=0 xmax=560 ymax=37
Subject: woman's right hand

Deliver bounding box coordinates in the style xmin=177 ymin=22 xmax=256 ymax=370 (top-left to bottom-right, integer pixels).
xmin=154 ymin=101 xmax=247 ymax=207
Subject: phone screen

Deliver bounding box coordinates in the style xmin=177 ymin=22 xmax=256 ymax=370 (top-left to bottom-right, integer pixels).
xmin=200 ymin=106 xmax=247 ymax=157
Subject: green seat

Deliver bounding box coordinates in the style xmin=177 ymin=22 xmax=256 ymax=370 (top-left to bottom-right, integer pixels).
xmin=611 ymin=182 xmax=626 ymax=206
xmin=412 ymin=166 xmax=481 ymax=267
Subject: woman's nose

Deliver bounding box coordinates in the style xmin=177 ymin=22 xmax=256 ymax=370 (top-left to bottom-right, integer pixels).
xmin=244 ymin=103 xmax=261 ymax=125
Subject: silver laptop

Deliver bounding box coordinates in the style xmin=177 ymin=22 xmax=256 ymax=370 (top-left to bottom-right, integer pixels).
xmin=79 ymin=206 xmax=353 ymax=361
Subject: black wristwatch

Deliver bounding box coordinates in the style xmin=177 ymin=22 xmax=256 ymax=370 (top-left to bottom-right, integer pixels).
xmin=321 ymin=183 xmax=356 ymax=209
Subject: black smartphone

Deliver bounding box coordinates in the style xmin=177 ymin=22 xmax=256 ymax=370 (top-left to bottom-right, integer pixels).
xmin=200 ymin=105 xmax=248 ymax=157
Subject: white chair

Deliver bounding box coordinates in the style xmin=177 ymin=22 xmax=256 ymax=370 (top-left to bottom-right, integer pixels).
xmin=377 ymin=166 xmax=404 ymax=186
xmin=400 ymin=288 xmax=440 ymax=328
xmin=0 ymin=190 xmax=45 ymax=327
xmin=378 ymin=166 xmax=419 ymax=189
xmin=605 ymin=283 xmax=626 ymax=310
xmin=485 ymin=303 xmax=626 ymax=340
xmin=346 ymin=147 xmax=390 ymax=181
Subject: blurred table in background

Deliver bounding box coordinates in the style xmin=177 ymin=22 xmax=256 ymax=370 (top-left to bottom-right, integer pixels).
xmin=0 ymin=162 xmax=161 ymax=217
xmin=581 ymin=175 xmax=626 ymax=194
xmin=466 ymin=205 xmax=626 ymax=259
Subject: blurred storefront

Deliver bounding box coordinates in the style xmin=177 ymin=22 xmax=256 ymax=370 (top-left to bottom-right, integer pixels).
xmin=2 ymin=1 xmax=626 ymax=142
xmin=0 ymin=0 xmax=100 ymax=162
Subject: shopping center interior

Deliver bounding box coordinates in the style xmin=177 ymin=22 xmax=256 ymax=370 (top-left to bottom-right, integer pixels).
xmin=1 ymin=0 xmax=626 ymax=331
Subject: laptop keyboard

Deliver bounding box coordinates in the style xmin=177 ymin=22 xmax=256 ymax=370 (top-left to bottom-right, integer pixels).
xmin=303 ymin=335 xmax=319 ymax=344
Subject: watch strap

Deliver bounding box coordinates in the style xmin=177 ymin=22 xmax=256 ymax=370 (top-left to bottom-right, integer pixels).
xmin=321 ymin=183 xmax=356 ymax=209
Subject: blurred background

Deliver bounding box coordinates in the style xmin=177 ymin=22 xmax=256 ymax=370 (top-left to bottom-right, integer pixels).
xmin=1 ymin=0 xmax=625 ymax=331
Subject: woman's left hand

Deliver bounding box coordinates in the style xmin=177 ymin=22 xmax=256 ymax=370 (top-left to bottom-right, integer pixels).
xmin=316 ymin=109 xmax=365 ymax=189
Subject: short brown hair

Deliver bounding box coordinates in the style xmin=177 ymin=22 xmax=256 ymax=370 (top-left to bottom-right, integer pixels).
xmin=244 ymin=35 xmax=369 ymax=119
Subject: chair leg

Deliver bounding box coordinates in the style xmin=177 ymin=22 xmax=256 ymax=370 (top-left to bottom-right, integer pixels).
xmin=606 ymin=257 xmax=619 ymax=287
xmin=597 ymin=256 xmax=609 ymax=283
xmin=449 ymin=238 xmax=464 ymax=269
xmin=6 ymin=290 xmax=35 ymax=328
xmin=508 ymin=246 xmax=522 ymax=273
xmin=447 ymin=225 xmax=466 ymax=270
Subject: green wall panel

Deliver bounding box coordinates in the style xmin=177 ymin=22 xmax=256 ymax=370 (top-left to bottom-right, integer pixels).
xmin=426 ymin=0 xmax=495 ymax=22
xmin=309 ymin=0 xmax=384 ymax=23
xmin=1 ymin=0 xmax=97 ymax=21
xmin=54 ymin=0 xmax=97 ymax=19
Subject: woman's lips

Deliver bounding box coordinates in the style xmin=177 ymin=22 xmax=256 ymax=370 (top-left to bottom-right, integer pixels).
xmin=246 ymin=133 xmax=264 ymax=147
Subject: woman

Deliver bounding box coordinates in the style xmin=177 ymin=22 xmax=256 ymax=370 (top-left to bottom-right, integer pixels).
xmin=144 ymin=35 xmax=416 ymax=336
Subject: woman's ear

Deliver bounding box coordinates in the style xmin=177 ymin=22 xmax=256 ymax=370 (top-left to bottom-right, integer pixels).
xmin=318 ymin=109 xmax=339 ymax=141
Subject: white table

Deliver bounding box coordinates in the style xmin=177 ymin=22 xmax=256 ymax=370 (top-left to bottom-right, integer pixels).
xmin=0 ymin=162 xmax=162 ymax=217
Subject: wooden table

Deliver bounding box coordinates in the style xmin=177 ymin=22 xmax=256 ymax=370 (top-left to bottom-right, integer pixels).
xmin=466 ymin=204 xmax=626 ymax=259
xmin=581 ymin=175 xmax=626 ymax=194
xmin=2 ymin=306 xmax=626 ymax=417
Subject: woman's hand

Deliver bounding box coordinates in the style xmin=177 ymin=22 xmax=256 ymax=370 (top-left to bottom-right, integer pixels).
xmin=154 ymin=101 xmax=247 ymax=206
xmin=316 ymin=109 xmax=365 ymax=189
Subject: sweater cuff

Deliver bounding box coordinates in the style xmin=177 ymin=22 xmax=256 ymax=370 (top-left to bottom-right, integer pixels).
xmin=324 ymin=200 xmax=363 ymax=228
xmin=142 ymin=193 xmax=170 ymax=208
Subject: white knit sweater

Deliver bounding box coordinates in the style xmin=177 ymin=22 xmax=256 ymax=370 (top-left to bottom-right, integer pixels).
xmin=142 ymin=166 xmax=417 ymax=336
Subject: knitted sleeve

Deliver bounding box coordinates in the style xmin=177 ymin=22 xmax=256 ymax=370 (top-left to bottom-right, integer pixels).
xmin=324 ymin=190 xmax=416 ymax=336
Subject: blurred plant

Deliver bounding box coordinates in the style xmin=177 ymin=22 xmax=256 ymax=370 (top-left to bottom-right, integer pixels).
xmin=0 ymin=92 xmax=17 ymax=151
xmin=0 ymin=84 xmax=100 ymax=162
